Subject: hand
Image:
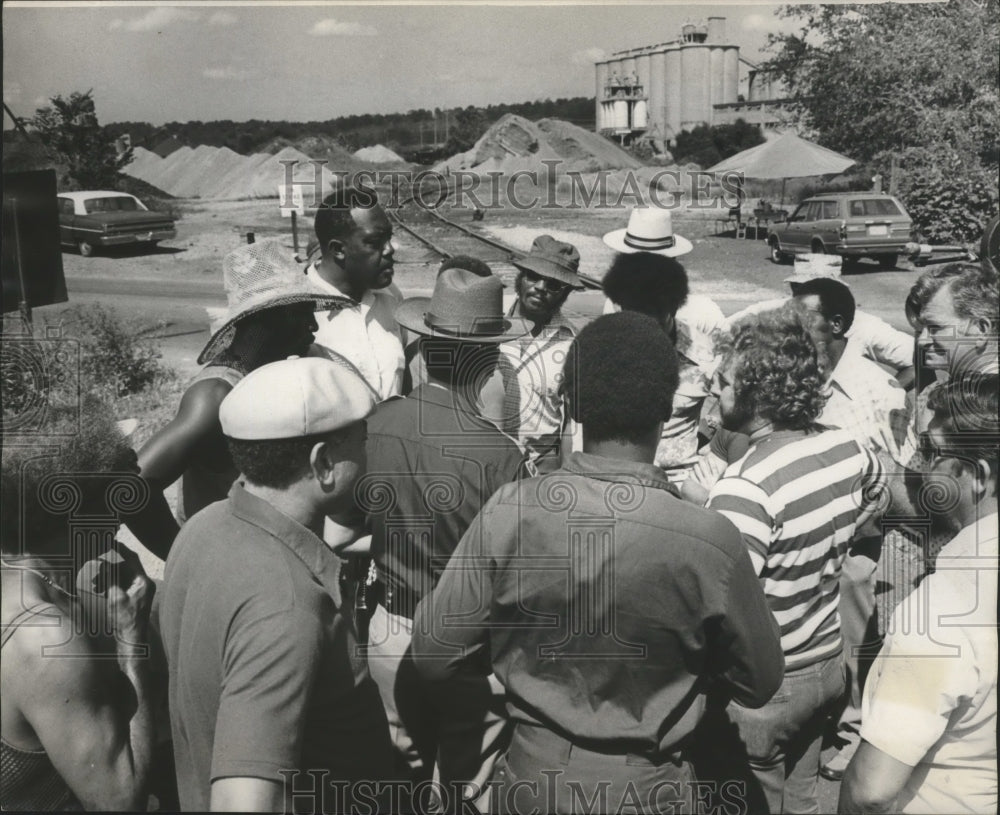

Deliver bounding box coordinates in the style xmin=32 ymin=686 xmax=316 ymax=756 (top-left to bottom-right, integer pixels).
xmin=105 ymin=549 xmax=153 ymax=637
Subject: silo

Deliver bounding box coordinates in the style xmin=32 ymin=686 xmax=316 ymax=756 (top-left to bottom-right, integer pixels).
xmin=595 ymin=61 xmax=608 ymax=129
xmin=635 ymin=52 xmax=651 ymax=94
xmin=622 ymin=56 xmax=637 ymax=88
xmin=680 ymin=44 xmax=709 ymax=129
xmin=664 ymin=46 xmax=682 ymax=140
xmin=710 ymin=47 xmax=725 ymax=107
xmin=723 ymin=47 xmax=739 ymax=103
xmin=633 ymin=100 xmax=648 ymax=129
xmin=612 ymin=99 xmax=629 ymax=129
xmin=649 ymin=49 xmax=666 ymax=141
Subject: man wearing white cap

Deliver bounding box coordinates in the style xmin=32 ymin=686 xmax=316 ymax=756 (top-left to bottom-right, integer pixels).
xmin=159 ymin=358 xmax=391 ymax=812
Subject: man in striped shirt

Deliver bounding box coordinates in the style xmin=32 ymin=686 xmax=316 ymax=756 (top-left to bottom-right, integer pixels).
xmin=706 ymin=307 xmax=886 ymax=815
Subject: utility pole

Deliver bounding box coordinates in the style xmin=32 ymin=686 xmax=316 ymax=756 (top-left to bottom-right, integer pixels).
xmin=444 ymin=110 xmax=449 ymax=143
xmin=433 ymin=111 xmax=438 ymax=145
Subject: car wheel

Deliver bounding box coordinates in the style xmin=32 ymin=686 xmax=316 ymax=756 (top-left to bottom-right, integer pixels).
xmin=769 ymin=239 xmax=788 ymax=264
xmin=842 ymin=255 xmax=862 ymax=270
xmin=78 ymin=240 xmax=95 ymax=257
xmin=811 ymin=239 xmax=827 ymax=255
xmin=878 ymin=253 xmax=898 ymax=269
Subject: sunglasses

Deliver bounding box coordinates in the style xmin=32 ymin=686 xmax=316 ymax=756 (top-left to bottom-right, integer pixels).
xmin=522 ymin=270 xmax=572 ymax=295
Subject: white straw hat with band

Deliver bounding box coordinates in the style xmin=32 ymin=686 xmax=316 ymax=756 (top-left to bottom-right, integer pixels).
xmin=602 ymin=207 xmax=693 ymax=258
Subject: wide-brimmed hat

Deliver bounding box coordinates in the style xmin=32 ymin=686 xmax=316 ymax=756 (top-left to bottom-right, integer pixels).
xmin=198 ymin=239 xmax=350 ymax=364
xmin=511 ymin=235 xmax=585 ymax=289
xmin=603 ymin=207 xmax=692 ymax=257
xmin=395 ymin=267 xmax=529 ymax=343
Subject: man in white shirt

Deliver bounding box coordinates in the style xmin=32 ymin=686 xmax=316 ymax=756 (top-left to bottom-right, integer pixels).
xmin=840 ymin=373 xmax=998 ymax=814
xmin=307 ymin=187 xmax=405 ymax=402
xmin=723 ymin=270 xmax=916 ymax=388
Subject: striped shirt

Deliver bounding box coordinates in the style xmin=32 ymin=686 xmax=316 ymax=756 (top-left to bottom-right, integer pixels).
xmin=708 ymin=428 xmax=885 ymax=670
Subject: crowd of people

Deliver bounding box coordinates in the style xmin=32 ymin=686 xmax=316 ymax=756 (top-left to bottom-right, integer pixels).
xmin=1 ymin=189 xmax=997 ymax=815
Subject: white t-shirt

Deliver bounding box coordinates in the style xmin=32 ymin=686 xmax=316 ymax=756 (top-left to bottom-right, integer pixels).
xmin=860 ymin=512 xmax=998 ymax=814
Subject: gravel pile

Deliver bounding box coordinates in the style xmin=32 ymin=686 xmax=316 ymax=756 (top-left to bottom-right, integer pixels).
xmin=354 ymin=144 xmax=405 ymax=164
xmin=433 ymin=114 xmax=642 ymax=176
xmin=122 ymin=144 xmax=346 ymax=200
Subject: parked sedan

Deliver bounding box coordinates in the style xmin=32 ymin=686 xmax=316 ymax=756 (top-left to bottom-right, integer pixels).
xmin=767 ymin=192 xmax=912 ymax=269
xmin=57 ymin=191 xmax=176 ymax=257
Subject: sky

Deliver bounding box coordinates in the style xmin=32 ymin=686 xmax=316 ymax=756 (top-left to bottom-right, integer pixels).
xmin=3 ymin=2 xmax=802 ymax=126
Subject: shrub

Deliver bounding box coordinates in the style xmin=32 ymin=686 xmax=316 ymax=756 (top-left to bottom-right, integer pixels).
xmin=56 ymin=305 xmax=169 ymax=397
xmin=886 ymin=145 xmax=999 ymax=244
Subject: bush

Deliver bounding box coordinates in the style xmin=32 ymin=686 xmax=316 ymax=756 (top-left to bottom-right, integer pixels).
xmin=56 ymin=305 xmax=169 ymax=397
xmin=887 ymin=146 xmax=999 ymax=244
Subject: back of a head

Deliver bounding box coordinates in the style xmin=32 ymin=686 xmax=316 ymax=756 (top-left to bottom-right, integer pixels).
xmin=314 ymin=185 xmax=379 ymax=248
xmin=793 ymin=277 xmax=856 ymax=332
xmin=563 ymin=312 xmax=679 ymax=443
xmin=721 ymin=306 xmax=828 ymax=431
xmin=602 ymin=252 xmax=689 ymax=325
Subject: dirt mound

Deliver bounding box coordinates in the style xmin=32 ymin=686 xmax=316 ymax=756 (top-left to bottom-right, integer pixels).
xmin=262 ymin=135 xmax=367 ymax=174
xmin=354 ymin=144 xmax=405 ymax=164
xmin=433 ymin=114 xmax=641 ymax=176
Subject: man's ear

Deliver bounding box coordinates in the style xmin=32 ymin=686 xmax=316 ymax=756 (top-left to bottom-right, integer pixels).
xmin=970 ymin=457 xmax=993 ymax=499
xmin=325 ymin=238 xmax=346 ymax=261
xmin=830 ymin=313 xmax=847 ymax=338
xmin=970 ymin=316 xmax=994 ymax=350
xmin=309 ymin=441 xmax=336 ymax=487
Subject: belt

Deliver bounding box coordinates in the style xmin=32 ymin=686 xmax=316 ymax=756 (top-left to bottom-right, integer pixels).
xmin=511 ymin=722 xmax=688 ymax=768
xmin=369 ymin=579 xmax=422 ymax=620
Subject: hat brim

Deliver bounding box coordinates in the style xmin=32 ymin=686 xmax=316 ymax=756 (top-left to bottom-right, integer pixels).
xmin=197 ymin=293 xmax=351 ymax=364
xmin=511 ymin=257 xmax=586 ymax=290
xmin=395 ymin=297 xmax=530 ymax=343
xmin=783 ymin=273 xmax=846 ymax=286
xmin=602 ymin=228 xmax=693 ymax=258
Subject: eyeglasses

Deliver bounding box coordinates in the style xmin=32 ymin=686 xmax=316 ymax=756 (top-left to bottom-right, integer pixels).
xmin=523 ymin=270 xmax=571 ymax=295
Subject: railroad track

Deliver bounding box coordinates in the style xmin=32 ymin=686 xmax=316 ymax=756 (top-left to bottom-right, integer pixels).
xmin=390 ymin=201 xmax=602 ymax=289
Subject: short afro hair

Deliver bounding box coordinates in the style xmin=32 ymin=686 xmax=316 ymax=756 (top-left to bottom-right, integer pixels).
xmin=792 ymin=277 xmax=856 ymax=332
xmin=314 ymin=185 xmax=379 ymax=248
xmin=718 ymin=306 xmax=828 ymax=430
xmin=602 ymin=252 xmax=689 ymax=325
xmin=562 ymin=311 xmax=679 ymax=444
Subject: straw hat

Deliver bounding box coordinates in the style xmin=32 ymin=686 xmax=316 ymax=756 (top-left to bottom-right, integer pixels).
xmin=511 ymin=235 xmax=585 ymax=289
xmin=603 ymin=207 xmax=692 ymax=257
xmin=198 ymin=239 xmax=350 ymax=364
xmin=395 ymin=267 xmax=529 ymax=343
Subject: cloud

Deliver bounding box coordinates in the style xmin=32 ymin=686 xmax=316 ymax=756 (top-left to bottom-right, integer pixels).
xmin=308 ymin=19 xmax=377 ymax=37
xmin=203 ymin=66 xmax=255 ymax=81
xmin=742 ymin=13 xmax=770 ymax=32
xmin=572 ymin=47 xmax=607 ymax=65
xmin=208 ymin=11 xmax=238 ymax=26
xmin=107 ymin=7 xmax=200 ymax=32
